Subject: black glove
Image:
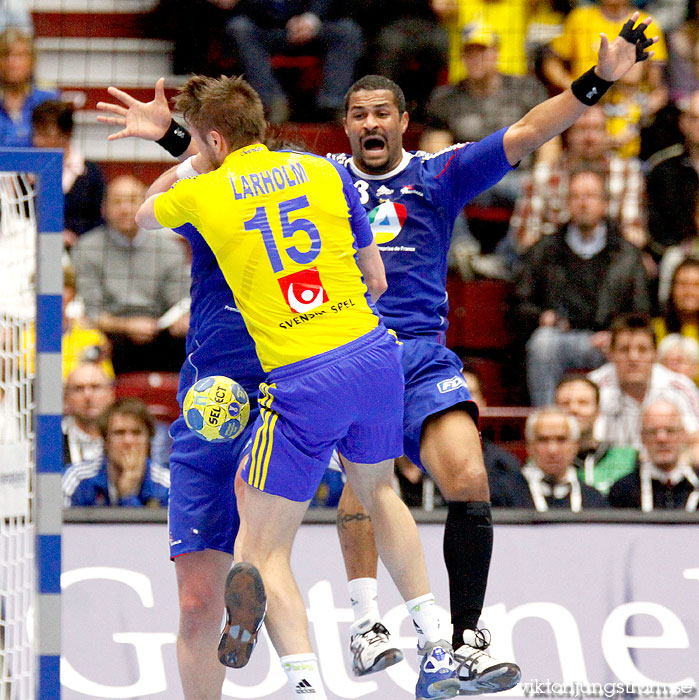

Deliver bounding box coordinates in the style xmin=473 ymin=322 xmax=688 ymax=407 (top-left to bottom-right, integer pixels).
xmin=619 ymin=17 xmax=654 ymax=62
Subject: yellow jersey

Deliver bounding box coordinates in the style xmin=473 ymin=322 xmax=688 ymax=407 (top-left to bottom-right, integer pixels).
xmin=154 ymin=144 xmax=379 ymax=372
xmin=447 ymin=0 xmax=529 ymax=82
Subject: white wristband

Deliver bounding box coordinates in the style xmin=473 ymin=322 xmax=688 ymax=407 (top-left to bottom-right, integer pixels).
xmin=176 ymin=156 xmax=199 ymax=181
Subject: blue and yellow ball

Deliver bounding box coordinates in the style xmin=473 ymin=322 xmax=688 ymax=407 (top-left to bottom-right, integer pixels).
xmin=183 ymin=375 xmax=250 ymax=442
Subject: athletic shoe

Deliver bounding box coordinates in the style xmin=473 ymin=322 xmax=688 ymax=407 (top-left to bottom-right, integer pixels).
xmin=415 ymin=639 xmax=460 ymax=700
xmin=350 ymin=619 xmax=404 ymax=676
xmin=454 ymin=629 xmax=521 ymax=695
xmin=218 ymin=562 xmax=267 ymax=668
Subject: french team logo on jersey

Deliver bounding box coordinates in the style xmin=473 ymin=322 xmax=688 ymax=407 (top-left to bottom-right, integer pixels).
xmin=400 ymin=185 xmax=424 ymax=197
xmin=437 ymin=375 xmax=468 ymax=394
xmin=368 ymin=201 xmax=407 ymax=244
xmin=278 ymin=267 xmax=329 ymax=313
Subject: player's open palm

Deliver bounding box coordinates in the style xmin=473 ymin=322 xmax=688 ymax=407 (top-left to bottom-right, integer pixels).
xmin=97 ymin=77 xmax=172 ymax=141
xmin=596 ymin=12 xmax=657 ymax=82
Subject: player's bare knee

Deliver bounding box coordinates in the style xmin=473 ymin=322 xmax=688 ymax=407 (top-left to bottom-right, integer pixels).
xmin=179 ymin=591 xmax=221 ymax=638
xmin=434 ymin=458 xmax=489 ymax=501
xmin=440 ymin=478 xmax=488 ymax=502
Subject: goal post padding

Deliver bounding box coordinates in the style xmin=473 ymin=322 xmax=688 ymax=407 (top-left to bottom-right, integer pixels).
xmin=0 ymin=148 xmax=63 ymax=700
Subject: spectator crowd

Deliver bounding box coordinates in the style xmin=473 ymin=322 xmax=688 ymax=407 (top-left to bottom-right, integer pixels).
xmin=2 ymin=0 xmax=699 ymax=512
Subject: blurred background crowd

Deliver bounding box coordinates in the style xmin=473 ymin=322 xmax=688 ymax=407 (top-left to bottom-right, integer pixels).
xmin=5 ymin=0 xmax=699 ymax=512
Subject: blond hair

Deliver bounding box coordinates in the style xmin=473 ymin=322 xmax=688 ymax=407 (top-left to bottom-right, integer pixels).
xmin=174 ymin=75 xmax=266 ymax=152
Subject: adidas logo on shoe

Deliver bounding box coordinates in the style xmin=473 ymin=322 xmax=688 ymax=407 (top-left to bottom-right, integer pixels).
xmin=295 ymin=678 xmax=316 ymax=694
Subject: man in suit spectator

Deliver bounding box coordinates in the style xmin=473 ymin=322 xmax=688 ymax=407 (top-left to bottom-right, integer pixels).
xmin=609 ymin=398 xmax=699 ymax=510
xmin=62 ymin=398 xmax=170 ymax=507
xmin=492 ymin=406 xmax=608 ymax=511
xmin=590 ymin=313 xmax=699 ymax=449
xmin=514 ymin=169 xmax=650 ymax=406
xmin=507 ymin=106 xmax=645 ymax=261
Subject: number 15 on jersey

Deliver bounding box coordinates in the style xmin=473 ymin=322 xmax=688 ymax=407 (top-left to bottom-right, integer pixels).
xmin=244 ymin=195 xmax=321 ymax=273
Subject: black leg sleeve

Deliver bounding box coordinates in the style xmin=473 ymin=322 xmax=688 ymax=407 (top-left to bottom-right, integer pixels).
xmin=443 ymin=500 xmax=493 ymax=648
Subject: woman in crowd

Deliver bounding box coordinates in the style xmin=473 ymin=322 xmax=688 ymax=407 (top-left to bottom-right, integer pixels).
xmin=0 ymin=28 xmax=56 ymax=146
xmin=655 ymin=258 xmax=699 ymax=366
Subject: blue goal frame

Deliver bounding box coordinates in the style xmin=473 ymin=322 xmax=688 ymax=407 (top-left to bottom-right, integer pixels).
xmin=0 ymin=149 xmax=63 ymax=700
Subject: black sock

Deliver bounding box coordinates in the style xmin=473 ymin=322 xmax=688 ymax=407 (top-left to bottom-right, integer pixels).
xmin=443 ymin=500 xmax=493 ymax=648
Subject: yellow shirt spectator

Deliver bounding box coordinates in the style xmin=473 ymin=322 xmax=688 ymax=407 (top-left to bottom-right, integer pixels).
xmin=550 ymin=5 xmax=667 ymax=77
xmin=18 ymin=320 xmax=114 ymax=381
xmin=446 ymin=0 xmax=529 ymax=81
xmin=63 ymin=321 xmax=114 ymax=380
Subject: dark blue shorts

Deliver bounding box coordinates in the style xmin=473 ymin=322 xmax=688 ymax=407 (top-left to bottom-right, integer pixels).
xmin=239 ymin=326 xmax=404 ymax=502
xmin=401 ymin=337 xmax=477 ymax=470
xmin=168 ymin=345 xmax=263 ymax=559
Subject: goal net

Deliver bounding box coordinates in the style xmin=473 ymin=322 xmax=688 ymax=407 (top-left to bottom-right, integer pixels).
xmin=0 ymin=171 xmax=37 ymax=699
xmin=0 ymin=149 xmax=63 ymax=700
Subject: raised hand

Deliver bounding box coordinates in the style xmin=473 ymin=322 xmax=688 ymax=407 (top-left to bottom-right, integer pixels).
xmin=115 ymin=446 xmax=148 ymax=498
xmin=96 ymin=77 xmax=172 ymax=141
xmin=595 ymin=12 xmax=657 ymax=82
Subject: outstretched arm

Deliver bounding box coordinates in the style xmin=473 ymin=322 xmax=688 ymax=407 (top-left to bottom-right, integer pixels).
xmin=96 ymin=77 xmax=199 ymax=160
xmin=503 ymin=13 xmax=656 ymax=165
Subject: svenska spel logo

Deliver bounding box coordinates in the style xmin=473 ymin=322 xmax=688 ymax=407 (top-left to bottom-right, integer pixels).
xmin=277 ymin=267 xmax=329 ymax=313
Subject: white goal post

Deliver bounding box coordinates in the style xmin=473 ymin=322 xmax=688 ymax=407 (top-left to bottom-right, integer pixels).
xmin=0 ymin=149 xmax=63 ymax=700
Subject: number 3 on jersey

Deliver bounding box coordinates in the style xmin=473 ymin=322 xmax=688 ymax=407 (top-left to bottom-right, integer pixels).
xmin=244 ymin=195 xmax=321 ymax=273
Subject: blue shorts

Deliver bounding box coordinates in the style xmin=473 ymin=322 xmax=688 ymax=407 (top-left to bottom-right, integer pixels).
xmin=168 ymin=342 xmax=263 ymax=559
xmin=240 ymin=326 xmax=404 ymax=502
xmin=401 ymin=337 xmax=478 ymax=470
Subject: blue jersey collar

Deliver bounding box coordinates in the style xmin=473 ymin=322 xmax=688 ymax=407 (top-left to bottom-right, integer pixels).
xmin=349 ymin=149 xmax=412 ymax=180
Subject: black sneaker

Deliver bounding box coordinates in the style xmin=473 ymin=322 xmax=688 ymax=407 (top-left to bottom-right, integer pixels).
xmin=218 ymin=562 xmax=267 ymax=668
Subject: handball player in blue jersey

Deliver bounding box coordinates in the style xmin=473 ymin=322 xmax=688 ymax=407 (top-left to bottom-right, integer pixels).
xmin=98 ymin=79 xmax=456 ymax=700
xmin=327 ymin=13 xmax=657 ymax=695
xmin=98 ymin=81 xmax=271 ymax=700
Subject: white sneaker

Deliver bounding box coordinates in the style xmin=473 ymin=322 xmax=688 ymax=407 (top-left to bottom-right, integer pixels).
xmin=454 ymin=629 xmax=521 ymax=695
xmin=350 ymin=619 xmax=404 ymax=676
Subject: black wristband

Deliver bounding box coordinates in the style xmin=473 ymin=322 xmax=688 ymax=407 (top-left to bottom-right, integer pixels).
xmin=156 ymin=119 xmax=191 ymax=158
xmin=571 ymin=67 xmax=613 ymax=106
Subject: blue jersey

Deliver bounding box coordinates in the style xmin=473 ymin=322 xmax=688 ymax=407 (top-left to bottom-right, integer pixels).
xmin=173 ymin=222 xmax=264 ymax=399
xmin=329 ymin=128 xmax=512 ymax=341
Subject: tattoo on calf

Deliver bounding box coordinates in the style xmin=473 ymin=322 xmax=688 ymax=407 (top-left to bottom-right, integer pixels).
xmin=336 ymin=508 xmax=372 ymax=531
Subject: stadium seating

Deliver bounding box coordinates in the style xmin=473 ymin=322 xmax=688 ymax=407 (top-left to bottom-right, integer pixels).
xmin=114 ymin=371 xmax=180 ymax=424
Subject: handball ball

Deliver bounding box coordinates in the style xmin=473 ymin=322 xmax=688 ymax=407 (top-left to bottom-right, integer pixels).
xmin=183 ymin=375 xmax=250 ymax=442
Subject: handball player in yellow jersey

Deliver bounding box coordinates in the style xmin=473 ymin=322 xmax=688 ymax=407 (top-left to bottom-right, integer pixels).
xmin=135 ymin=75 xmax=459 ymax=700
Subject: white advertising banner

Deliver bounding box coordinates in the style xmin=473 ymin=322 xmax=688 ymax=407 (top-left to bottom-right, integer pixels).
xmin=62 ymin=523 xmax=699 ymax=699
